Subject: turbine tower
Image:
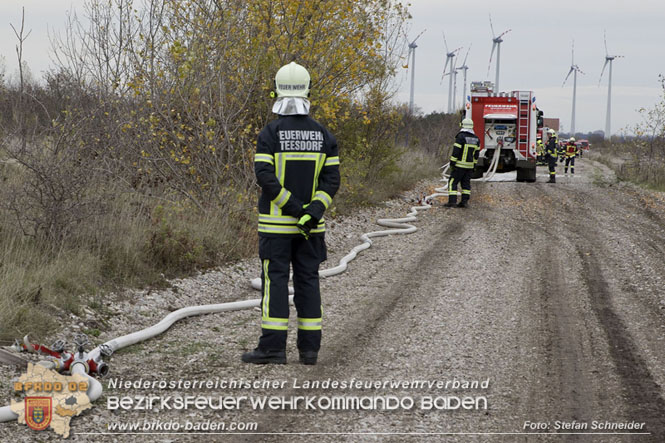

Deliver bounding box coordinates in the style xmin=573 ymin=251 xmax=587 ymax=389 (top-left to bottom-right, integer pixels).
xmin=456 ymin=45 xmax=471 ymax=111
xmin=452 ymin=68 xmax=459 ymax=111
xmin=487 ymin=14 xmax=511 ymax=93
xmin=599 ymin=30 xmax=623 ymax=139
xmin=562 ymin=40 xmax=585 ymax=135
xmin=405 ymin=29 xmax=425 ymax=115
xmin=441 ymin=30 xmax=461 ymax=113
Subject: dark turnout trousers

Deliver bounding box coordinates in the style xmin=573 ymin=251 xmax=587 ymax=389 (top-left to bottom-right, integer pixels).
xmin=548 ymin=156 xmax=557 ymax=181
xmin=448 ymin=167 xmax=472 ymax=204
xmin=258 ymin=235 xmax=326 ymax=353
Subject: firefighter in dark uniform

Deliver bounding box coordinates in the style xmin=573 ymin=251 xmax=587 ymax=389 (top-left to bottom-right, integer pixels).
xmin=564 ymin=137 xmax=578 ymax=175
xmin=242 ymin=62 xmax=340 ymax=365
xmin=445 ymin=118 xmax=479 ymax=208
xmin=545 ymin=129 xmax=558 ymax=183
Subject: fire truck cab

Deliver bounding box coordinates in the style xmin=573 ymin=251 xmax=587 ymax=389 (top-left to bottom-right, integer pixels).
xmin=467 ymin=82 xmax=538 ymax=182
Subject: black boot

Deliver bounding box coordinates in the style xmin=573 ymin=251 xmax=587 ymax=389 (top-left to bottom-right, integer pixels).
xmin=548 ymin=175 xmax=556 ymax=183
xmin=457 ymin=200 xmax=468 ymax=208
xmin=241 ymin=348 xmax=286 ymax=365
xmin=299 ymin=350 xmax=318 ymax=365
xmin=444 ymin=196 xmax=457 ymax=207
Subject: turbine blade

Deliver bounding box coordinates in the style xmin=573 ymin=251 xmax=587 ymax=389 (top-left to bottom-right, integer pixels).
xmin=571 ymin=39 xmax=575 ymax=64
xmin=599 ymin=59 xmax=609 ymax=85
xmin=462 ymin=44 xmax=472 ymax=65
xmin=575 ymin=66 xmax=586 ymax=75
xmin=563 ymin=67 xmax=574 ymax=87
xmin=441 ymin=57 xmax=451 ymax=83
xmin=442 ymin=30 xmax=449 ymax=52
xmin=604 ymin=29 xmax=608 ymax=55
xmin=489 ymin=13 xmax=496 ymax=37
xmin=403 ymin=47 xmax=412 ymax=69
xmin=412 ymin=28 xmax=426 ymax=45
xmin=498 ymin=28 xmax=512 ymax=39
xmin=488 ymin=41 xmax=497 ymax=75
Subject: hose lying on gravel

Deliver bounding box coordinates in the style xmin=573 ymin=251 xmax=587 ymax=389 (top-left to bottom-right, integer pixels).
xmin=0 ymin=197 xmax=437 ymax=423
xmin=0 ymin=160 xmax=499 ymax=423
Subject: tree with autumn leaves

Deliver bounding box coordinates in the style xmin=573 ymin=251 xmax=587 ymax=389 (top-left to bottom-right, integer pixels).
xmin=48 ymin=0 xmax=411 ymax=214
xmin=1 ymin=0 xmax=448 ymax=338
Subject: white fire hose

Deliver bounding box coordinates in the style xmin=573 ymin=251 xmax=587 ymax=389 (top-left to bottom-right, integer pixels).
xmin=428 ymin=145 xmax=502 ymax=201
xmin=0 ymin=156 xmax=500 ymax=424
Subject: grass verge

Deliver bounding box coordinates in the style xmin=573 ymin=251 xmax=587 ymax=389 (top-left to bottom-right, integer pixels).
xmin=0 ymin=147 xmax=441 ymax=342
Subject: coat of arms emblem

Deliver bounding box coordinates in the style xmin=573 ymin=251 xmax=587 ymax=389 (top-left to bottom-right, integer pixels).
xmin=25 ymin=397 xmax=52 ymax=431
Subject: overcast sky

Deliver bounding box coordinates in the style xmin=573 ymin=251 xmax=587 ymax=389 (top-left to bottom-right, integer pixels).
xmin=1 ymin=0 xmax=664 ymax=135
xmin=394 ymin=0 xmax=665 ymax=135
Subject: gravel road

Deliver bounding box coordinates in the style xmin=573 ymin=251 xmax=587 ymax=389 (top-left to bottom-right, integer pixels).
xmin=1 ymin=158 xmax=664 ymax=442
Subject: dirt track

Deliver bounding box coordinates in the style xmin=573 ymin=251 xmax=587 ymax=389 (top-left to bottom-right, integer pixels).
xmin=1 ymin=158 xmax=664 ymax=442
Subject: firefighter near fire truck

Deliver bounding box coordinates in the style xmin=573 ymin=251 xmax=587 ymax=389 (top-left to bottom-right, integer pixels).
xmin=445 ymin=118 xmax=480 ymax=208
xmin=545 ymin=129 xmax=558 ymax=183
xmin=564 ymin=137 xmax=578 ymax=175
xmin=536 ymin=137 xmax=545 ymax=166
xmin=242 ymin=62 xmax=340 ymax=366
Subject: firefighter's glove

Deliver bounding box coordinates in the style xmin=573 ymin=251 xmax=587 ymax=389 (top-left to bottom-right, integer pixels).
xmin=297 ymin=214 xmax=318 ymax=240
xmin=449 ymin=161 xmax=456 ymax=173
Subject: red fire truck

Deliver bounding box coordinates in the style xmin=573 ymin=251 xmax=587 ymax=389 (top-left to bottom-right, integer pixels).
xmin=467 ymin=82 xmax=538 ymax=182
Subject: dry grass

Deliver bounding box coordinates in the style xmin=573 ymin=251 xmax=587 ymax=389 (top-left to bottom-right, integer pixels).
xmin=588 ymin=146 xmax=665 ymax=192
xmin=0 ymin=190 xmax=256 ymax=342
xmin=334 ymin=147 xmax=442 ymax=213
xmin=0 ymin=142 xmax=438 ymax=342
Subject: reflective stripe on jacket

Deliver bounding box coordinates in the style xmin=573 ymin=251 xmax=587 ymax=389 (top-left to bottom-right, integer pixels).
xmin=255 ymin=115 xmax=340 ymax=237
xmin=450 ymin=129 xmax=480 ymax=169
xmin=565 ymin=143 xmax=577 ymax=157
xmin=545 ymin=138 xmax=558 ymax=157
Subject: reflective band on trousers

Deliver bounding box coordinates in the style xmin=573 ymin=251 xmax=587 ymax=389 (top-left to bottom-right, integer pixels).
xmin=262 ymin=259 xmax=271 ymax=319
xmin=262 ymin=318 xmax=288 ymax=330
xmin=298 ymin=318 xmax=322 ymax=331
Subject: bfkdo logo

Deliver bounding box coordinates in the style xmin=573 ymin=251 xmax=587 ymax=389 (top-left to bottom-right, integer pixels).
xmin=11 ymin=363 xmax=93 ymax=437
xmin=25 ymin=397 xmax=52 ymax=431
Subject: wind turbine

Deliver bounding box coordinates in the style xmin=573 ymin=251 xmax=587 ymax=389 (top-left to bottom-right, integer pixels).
xmin=456 ymin=45 xmax=471 ymax=111
xmin=599 ymin=30 xmax=623 ymax=139
xmin=562 ymin=40 xmax=585 ymax=135
xmin=441 ymin=31 xmax=461 ymax=113
xmin=405 ymin=29 xmax=425 ymax=115
xmin=487 ymin=14 xmax=511 ymax=93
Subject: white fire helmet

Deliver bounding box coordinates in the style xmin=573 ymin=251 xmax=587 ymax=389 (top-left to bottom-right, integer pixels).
xmin=274 ymin=62 xmax=310 ymax=98
xmin=461 ymin=118 xmax=474 ymax=129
